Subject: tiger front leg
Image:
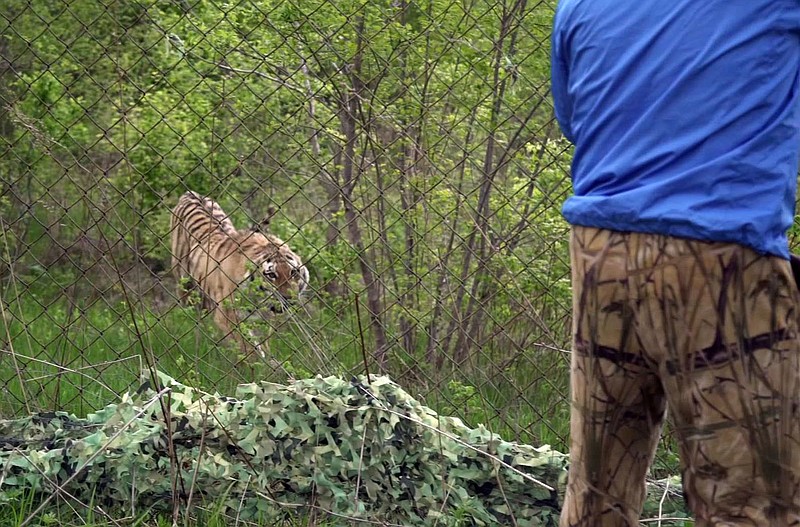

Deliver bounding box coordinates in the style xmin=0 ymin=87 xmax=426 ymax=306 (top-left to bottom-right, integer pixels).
xmin=245 ymin=327 xmax=287 ymax=374
xmin=246 ymin=329 xmax=269 ymax=359
xmin=237 ymin=309 xmax=273 ymax=360
xmin=211 ymin=306 xmax=254 ymax=358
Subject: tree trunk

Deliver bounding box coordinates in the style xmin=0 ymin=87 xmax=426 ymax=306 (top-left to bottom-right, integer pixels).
xmin=339 ymin=14 xmax=389 ymax=370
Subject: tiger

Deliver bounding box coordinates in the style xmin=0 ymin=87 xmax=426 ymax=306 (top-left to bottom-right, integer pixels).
xmin=169 ymin=190 xmax=309 ymax=358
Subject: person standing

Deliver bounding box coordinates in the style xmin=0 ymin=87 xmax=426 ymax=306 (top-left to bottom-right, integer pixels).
xmin=550 ymin=1 xmax=800 ymax=525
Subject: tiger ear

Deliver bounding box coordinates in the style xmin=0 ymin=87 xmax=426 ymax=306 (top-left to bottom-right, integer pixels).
xmin=251 ymin=207 xmax=276 ymax=233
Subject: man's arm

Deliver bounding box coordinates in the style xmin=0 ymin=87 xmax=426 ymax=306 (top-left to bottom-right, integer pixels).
xmin=550 ymin=12 xmax=575 ymax=143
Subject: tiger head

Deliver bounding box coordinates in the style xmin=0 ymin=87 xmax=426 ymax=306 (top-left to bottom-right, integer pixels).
xmin=256 ymin=250 xmax=309 ymax=313
xmin=245 ymin=210 xmax=309 ymax=314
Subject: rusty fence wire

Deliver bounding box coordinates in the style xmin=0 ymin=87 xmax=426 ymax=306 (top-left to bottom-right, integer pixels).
xmin=1 ymin=0 xmax=586 ymax=464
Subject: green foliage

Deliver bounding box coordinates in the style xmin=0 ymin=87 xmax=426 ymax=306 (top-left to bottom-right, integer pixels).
xmin=1 ymin=0 xmax=571 ymax=332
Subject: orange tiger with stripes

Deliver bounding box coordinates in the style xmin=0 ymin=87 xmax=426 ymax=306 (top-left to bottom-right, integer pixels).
xmin=170 ymin=191 xmax=309 ymax=358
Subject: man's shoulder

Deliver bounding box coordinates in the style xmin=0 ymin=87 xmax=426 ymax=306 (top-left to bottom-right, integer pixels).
xmin=553 ymin=0 xmax=580 ymax=28
xmin=552 ymin=1 xmax=789 ymax=45
xmin=552 ymin=0 xmax=621 ymax=37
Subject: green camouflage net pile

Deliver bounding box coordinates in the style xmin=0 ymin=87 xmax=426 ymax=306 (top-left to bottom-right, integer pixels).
xmin=0 ymin=371 xmax=686 ymax=525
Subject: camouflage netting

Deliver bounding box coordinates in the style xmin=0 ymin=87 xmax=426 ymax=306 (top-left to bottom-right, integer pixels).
xmin=0 ymin=371 xmax=686 ymax=525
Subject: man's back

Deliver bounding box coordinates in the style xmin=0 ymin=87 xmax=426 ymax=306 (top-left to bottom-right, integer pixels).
xmin=551 ymin=0 xmax=800 ymax=258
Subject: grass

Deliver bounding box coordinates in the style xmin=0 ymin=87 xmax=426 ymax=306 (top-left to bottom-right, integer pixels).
xmin=0 ymin=267 xmax=572 ymax=449
xmin=0 ymin=489 xmax=352 ymax=527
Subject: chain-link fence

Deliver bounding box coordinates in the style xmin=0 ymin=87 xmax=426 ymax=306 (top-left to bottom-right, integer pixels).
xmin=1 ymin=0 xmax=707 ymax=505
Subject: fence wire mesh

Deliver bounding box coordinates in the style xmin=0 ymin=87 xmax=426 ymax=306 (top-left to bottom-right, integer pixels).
xmin=0 ymin=0 xmax=715 ymax=488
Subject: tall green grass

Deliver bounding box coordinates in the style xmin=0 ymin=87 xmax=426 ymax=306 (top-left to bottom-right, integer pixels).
xmin=0 ymin=489 xmax=350 ymax=527
xmin=0 ymin=269 xmax=571 ymax=451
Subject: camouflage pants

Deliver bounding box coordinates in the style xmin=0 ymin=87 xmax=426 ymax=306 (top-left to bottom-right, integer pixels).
xmin=560 ymin=226 xmax=800 ymax=527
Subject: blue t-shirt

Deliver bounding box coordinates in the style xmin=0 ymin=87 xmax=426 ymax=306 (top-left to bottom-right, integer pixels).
xmin=551 ymin=1 xmax=800 ymax=258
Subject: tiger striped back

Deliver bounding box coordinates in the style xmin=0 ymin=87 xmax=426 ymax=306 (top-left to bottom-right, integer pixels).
xmin=171 ymin=190 xmax=236 ymax=243
xmin=170 ymin=191 xmax=237 ymax=305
